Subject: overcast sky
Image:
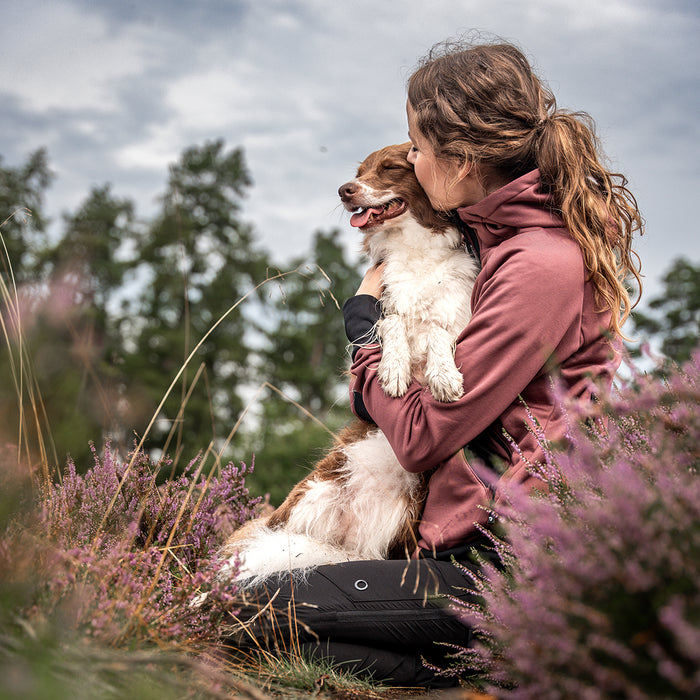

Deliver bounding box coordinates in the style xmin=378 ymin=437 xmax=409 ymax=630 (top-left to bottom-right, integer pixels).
xmin=1 ymin=0 xmax=698 ymax=302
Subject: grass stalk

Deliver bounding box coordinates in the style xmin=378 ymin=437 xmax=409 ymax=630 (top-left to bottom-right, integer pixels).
xmin=90 ymin=266 xmax=302 ymax=550
xmin=0 ymin=210 xmax=55 ymax=485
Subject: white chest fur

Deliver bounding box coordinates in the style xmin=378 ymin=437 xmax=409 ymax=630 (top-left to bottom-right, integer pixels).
xmin=366 ymin=217 xmax=478 ymax=402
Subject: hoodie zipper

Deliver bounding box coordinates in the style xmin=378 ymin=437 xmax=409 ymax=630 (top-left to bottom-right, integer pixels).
xmin=460 ymin=450 xmax=496 ymax=499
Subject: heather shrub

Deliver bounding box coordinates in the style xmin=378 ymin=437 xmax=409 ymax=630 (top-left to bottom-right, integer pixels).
xmin=448 ymin=352 xmax=700 ymax=699
xmin=2 ymin=444 xmax=260 ymax=648
xmin=1 ymin=444 xmax=399 ymax=698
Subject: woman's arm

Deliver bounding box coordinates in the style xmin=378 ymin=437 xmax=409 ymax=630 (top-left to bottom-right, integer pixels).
xmin=348 ymin=234 xmax=586 ymax=472
xmin=341 ymin=263 xmax=386 ymax=422
xmin=355 ymin=262 xmax=384 ymax=298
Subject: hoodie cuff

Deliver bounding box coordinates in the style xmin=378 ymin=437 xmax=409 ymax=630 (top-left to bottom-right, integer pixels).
xmin=343 ymin=294 xmax=382 ymax=360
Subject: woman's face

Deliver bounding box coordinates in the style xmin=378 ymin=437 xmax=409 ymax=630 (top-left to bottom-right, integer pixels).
xmin=406 ymin=102 xmax=483 ymax=210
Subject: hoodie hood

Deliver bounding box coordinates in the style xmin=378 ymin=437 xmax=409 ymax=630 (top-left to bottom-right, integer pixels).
xmin=456 ymin=169 xmax=565 ymax=253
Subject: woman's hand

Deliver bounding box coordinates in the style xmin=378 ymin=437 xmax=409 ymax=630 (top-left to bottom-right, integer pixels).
xmin=356 ymin=262 xmax=385 ymax=299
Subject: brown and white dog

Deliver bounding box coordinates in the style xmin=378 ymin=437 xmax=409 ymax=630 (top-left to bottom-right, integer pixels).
xmin=220 ymin=143 xmax=478 ymax=585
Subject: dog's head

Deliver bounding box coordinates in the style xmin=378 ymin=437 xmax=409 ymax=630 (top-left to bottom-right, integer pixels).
xmin=338 ymin=143 xmax=452 ymax=236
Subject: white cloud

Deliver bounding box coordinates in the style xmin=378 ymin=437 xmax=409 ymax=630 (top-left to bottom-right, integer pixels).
xmin=115 ymin=123 xmax=183 ymax=172
xmin=1 ymin=0 xmax=698 ymax=293
xmin=0 ymin=2 xmax=155 ymax=113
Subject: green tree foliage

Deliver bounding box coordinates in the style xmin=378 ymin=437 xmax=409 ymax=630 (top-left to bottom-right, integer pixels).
xmin=1 ymin=143 xmax=365 ymax=495
xmin=0 ymin=149 xmax=53 ymax=282
xmin=2 ymin=184 xmax=137 ymax=471
xmin=41 ymin=185 xmax=136 ymax=466
xmin=247 ymin=229 xmax=363 ymax=504
xmin=45 ymin=184 xmax=135 ymax=329
xmin=631 ymin=257 xmax=700 ymax=364
xmin=120 ymin=140 xmax=270 ymax=464
xmin=261 ymin=229 xmax=361 ymax=418
xmin=0 ymin=150 xmax=55 ymax=470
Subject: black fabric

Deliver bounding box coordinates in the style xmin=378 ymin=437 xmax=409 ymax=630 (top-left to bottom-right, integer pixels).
xmin=342 ymin=294 xmax=383 ymax=423
xmin=342 ymin=294 xmax=382 ymax=361
xmin=299 ymin=640 xmax=460 ymax=688
xmin=226 ymin=551 xmax=488 ymax=687
xmin=351 ymin=389 xmax=375 ymax=424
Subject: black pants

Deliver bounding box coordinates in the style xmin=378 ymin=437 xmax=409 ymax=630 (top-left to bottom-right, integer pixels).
xmin=226 ymin=544 xmax=491 ymax=688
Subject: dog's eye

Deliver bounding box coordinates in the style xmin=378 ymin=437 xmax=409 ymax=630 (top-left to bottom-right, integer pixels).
xmin=381 ymin=162 xmax=404 ymax=171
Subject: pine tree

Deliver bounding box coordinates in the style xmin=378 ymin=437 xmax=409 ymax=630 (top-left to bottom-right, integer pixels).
xmin=247 ymin=229 xmax=363 ymax=504
xmin=0 ymin=148 xmax=53 ymax=282
xmin=631 ymin=257 xmax=700 ymax=364
xmin=3 ymin=184 xmax=137 ymax=471
xmin=121 ymin=140 xmax=269 ymax=465
xmin=1 ymin=150 xmax=55 ymax=471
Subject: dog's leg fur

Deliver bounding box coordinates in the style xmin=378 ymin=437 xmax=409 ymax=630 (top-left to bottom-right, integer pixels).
xmin=220 ymin=421 xmax=423 ymax=585
xmin=376 ymin=313 xmax=413 ymax=397
xmin=422 ymin=324 xmax=465 ymax=402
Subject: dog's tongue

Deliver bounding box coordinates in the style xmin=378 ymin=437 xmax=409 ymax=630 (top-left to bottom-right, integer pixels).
xmin=350 ymin=207 xmax=383 ymax=228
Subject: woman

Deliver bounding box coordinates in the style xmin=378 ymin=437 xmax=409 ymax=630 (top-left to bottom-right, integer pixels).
xmin=232 ymin=39 xmax=643 ymax=688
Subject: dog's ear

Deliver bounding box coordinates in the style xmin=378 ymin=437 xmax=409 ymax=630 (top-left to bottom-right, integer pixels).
xmin=410 ymin=190 xmax=453 ymax=232
xmin=383 ymin=144 xmax=454 ymax=233
xmin=402 ymin=172 xmax=453 ymax=233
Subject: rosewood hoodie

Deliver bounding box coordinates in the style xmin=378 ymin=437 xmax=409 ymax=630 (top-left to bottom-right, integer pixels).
xmin=343 ymin=169 xmax=621 ymax=553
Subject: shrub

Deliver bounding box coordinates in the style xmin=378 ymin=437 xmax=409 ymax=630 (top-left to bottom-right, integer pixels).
xmin=2 ymin=444 xmax=260 ymax=647
xmin=448 ymin=352 xmax=700 ymax=699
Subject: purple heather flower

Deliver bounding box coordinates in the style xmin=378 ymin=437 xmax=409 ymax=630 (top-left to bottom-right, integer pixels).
xmin=4 ymin=444 xmax=260 ymax=646
xmin=444 ymin=350 xmax=700 ymax=699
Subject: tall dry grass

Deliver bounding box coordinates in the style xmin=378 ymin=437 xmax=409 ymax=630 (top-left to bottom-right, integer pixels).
xmin=0 ymin=213 xmax=397 ymax=699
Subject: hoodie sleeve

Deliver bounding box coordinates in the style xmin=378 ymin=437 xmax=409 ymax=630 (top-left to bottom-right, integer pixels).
xmin=343 ymin=294 xmax=382 ymax=423
xmin=343 ymin=294 xmax=382 ymax=360
xmin=349 ymin=232 xmax=587 ymax=472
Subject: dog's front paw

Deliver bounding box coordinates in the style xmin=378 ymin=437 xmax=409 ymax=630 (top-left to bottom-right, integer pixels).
xmin=378 ymin=358 xmax=412 ymax=397
xmin=426 ymin=365 xmax=464 ymax=402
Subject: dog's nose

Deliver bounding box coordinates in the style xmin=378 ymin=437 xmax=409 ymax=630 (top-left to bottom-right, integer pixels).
xmin=338 ymin=181 xmax=358 ymax=201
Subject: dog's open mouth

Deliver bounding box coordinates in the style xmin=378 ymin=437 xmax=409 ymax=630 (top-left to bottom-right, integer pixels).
xmin=350 ymin=198 xmax=408 ymax=229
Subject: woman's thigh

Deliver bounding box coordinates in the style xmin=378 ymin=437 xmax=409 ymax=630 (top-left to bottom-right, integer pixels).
xmin=229 ymin=556 xmax=477 ymax=653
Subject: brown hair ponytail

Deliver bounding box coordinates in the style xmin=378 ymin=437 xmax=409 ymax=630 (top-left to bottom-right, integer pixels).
xmin=408 ymin=38 xmax=643 ymax=336
xmin=536 ymin=111 xmax=642 ymax=335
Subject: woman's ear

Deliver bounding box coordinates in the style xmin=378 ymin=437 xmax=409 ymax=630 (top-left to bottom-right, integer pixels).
xmin=457 ymin=159 xmax=475 ymax=181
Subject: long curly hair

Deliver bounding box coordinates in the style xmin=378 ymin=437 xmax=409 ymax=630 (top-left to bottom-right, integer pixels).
xmin=407 ymin=38 xmax=643 ymax=336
